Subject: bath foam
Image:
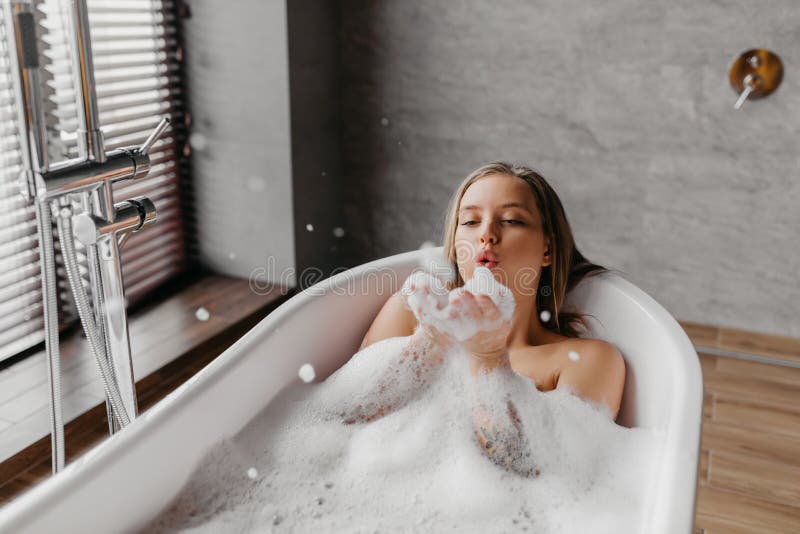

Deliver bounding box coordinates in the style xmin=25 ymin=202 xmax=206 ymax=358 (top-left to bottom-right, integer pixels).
xmin=401 ymin=266 xmax=515 ymax=343
xmin=416 ymin=242 xmax=455 ymax=285
xmin=145 ymin=337 xmax=661 ymax=533
xmin=462 ymin=265 xmax=515 ymax=323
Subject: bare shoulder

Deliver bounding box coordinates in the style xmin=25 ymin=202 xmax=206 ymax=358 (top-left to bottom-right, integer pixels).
xmin=556 ymin=338 xmax=625 ymax=381
xmin=358 ymin=291 xmax=418 ymax=350
xmin=566 ymin=338 xmax=624 ymax=364
xmin=554 ymin=338 xmax=626 ymax=419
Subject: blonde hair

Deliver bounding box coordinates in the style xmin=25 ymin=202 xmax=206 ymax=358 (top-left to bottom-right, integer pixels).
xmin=442 ymin=161 xmax=613 ymax=337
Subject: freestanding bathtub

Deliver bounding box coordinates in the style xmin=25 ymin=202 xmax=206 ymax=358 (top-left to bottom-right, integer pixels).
xmin=0 ymin=248 xmax=703 ymax=533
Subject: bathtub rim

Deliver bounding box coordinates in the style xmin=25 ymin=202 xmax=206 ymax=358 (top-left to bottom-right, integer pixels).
xmin=0 ymin=248 xmax=703 ymax=533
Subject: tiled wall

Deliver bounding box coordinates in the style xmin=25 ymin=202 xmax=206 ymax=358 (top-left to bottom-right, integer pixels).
xmin=338 ymin=0 xmax=800 ymax=338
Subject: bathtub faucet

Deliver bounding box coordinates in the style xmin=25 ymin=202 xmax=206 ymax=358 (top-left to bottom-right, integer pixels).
xmin=5 ymin=0 xmax=169 ymax=473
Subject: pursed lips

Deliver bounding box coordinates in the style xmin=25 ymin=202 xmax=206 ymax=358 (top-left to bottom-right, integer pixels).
xmin=476 ymin=250 xmax=499 ymax=267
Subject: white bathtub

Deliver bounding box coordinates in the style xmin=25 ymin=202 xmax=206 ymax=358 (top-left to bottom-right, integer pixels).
xmin=0 ymin=248 xmax=703 ymax=533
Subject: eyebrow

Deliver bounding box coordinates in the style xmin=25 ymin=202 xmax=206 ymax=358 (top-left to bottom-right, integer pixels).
xmin=459 ymin=202 xmax=531 ymax=213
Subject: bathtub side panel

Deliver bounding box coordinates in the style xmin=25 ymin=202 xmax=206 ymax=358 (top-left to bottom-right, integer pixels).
xmin=0 ymin=255 xmax=418 ymax=533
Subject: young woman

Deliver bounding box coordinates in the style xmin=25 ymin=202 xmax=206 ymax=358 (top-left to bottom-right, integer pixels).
xmin=355 ymin=161 xmax=626 ymax=475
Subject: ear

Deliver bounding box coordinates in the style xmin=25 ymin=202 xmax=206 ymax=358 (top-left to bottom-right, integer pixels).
xmin=542 ymin=239 xmax=552 ymax=267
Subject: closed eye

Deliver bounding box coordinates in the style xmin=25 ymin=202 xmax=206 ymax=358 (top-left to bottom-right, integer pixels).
xmin=460 ymin=219 xmax=524 ymax=226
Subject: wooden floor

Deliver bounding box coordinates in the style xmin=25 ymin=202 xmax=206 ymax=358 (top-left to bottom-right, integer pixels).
xmin=0 ymin=313 xmax=799 ymax=532
xmin=0 ymin=274 xmax=288 ymax=464
xmin=0 ymin=272 xmax=290 ymax=506
xmin=694 ymin=351 xmax=800 ymax=534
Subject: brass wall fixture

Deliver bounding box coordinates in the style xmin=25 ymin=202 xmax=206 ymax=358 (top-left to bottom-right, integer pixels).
xmin=729 ymin=49 xmax=783 ymax=110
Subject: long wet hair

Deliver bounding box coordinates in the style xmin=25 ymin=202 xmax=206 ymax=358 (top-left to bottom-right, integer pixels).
xmin=442 ymin=161 xmax=615 ymax=338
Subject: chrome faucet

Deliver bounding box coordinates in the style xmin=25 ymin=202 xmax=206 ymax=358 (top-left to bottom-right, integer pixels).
xmin=4 ymin=0 xmax=168 ymax=473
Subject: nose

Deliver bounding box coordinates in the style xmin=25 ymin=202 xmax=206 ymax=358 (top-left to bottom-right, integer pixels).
xmin=479 ymin=221 xmax=498 ymax=246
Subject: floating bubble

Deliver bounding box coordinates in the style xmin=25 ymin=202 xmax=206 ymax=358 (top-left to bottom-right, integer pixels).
xmin=332 ymin=227 xmax=345 ymax=238
xmin=539 ymin=310 xmax=551 ymax=322
xmin=228 ymin=251 xmax=236 ymax=260
xmin=306 ymin=224 xmax=314 ymax=232
xmin=321 ymin=171 xmax=327 ymax=177
xmin=246 ymin=176 xmax=266 ymax=192
xmin=380 ymin=117 xmax=389 ymax=126
xmin=247 ymin=467 xmax=258 ymax=479
xmin=298 ymin=363 xmax=316 ymax=383
xmin=195 ymin=307 xmax=210 ymax=321
xmin=568 ymin=351 xmax=581 ymax=362
xmin=188 ymin=132 xmax=208 ymax=151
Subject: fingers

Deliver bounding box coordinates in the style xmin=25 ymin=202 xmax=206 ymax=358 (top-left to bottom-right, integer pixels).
xmin=475 ymin=294 xmax=501 ymax=320
xmin=447 ymin=290 xmax=461 ymax=318
xmin=450 ymin=290 xmax=500 ymax=322
xmin=403 ymin=273 xmax=450 ymax=315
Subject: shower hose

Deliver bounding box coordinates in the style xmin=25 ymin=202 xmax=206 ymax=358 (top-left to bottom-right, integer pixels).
xmin=51 ymin=203 xmax=132 ymax=434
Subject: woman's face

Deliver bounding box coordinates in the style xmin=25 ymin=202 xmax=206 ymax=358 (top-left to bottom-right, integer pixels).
xmin=454 ymin=173 xmax=550 ymax=301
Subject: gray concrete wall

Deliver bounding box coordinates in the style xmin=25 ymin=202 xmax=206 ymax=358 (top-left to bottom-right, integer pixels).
xmin=184 ymin=0 xmax=296 ymax=287
xmin=287 ymin=0 xmax=346 ymax=286
xmin=339 ymin=0 xmax=800 ymax=338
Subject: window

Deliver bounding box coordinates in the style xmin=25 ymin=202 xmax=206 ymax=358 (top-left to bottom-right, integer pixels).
xmin=0 ymin=0 xmax=189 ymax=363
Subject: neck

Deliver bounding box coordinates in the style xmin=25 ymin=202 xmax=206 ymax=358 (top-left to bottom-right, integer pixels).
xmin=507 ymin=295 xmax=559 ymax=350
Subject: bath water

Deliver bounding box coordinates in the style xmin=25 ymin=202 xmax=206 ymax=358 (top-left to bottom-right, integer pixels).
xmin=144 ymin=338 xmax=661 ymax=533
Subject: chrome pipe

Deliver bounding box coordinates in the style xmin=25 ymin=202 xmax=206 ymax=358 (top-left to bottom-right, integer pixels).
xmin=94 ymin=231 xmax=138 ymax=424
xmin=35 ymin=201 xmax=65 ymax=473
xmin=73 ymin=199 xmax=150 ymax=245
xmin=79 ymin=193 xmax=116 ymax=435
xmin=65 ymin=0 xmax=140 ymax=433
xmin=4 ymin=0 xmax=65 ymax=473
xmin=66 ymin=0 xmax=105 ymax=163
xmin=39 ymin=148 xmax=149 ymax=200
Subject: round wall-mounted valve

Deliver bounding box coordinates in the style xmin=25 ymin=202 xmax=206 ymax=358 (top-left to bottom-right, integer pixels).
xmin=729 ymin=49 xmax=783 ymax=109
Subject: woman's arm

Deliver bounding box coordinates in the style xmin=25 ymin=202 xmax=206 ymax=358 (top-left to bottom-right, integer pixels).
xmin=359 ymin=291 xmax=417 ymax=351
xmin=342 ymin=279 xmax=453 ymax=424
xmin=450 ymin=290 xmax=538 ymax=477
xmin=341 ymin=325 xmax=448 ymax=424
xmin=555 ymin=340 xmax=626 ymax=420
xmin=468 ymin=349 xmax=540 ymax=478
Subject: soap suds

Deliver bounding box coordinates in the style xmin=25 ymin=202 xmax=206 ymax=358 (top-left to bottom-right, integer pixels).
xmin=145 ymin=271 xmax=661 ymax=533
xmin=401 ymin=266 xmax=513 ymax=342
